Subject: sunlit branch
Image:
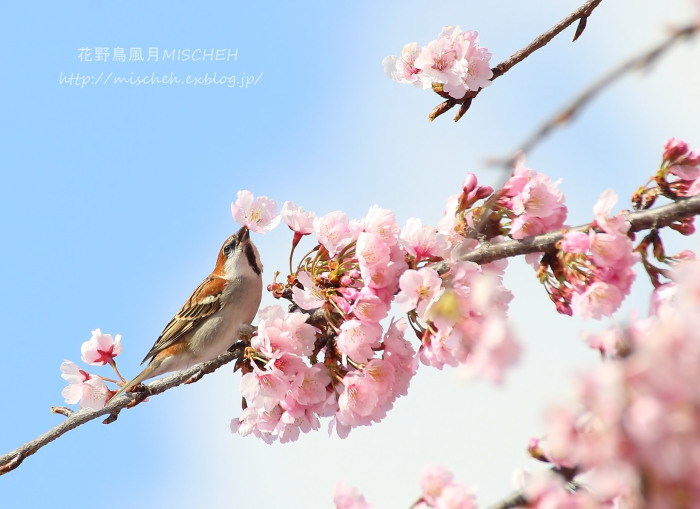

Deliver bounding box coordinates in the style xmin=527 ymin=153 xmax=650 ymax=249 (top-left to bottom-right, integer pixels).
xmin=489 ymin=21 xmax=700 ymax=168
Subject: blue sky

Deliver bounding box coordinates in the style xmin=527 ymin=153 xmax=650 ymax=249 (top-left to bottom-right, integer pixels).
xmin=1 ymin=1 xmax=699 ymax=508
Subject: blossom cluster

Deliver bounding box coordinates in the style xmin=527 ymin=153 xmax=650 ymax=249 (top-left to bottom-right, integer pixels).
xmin=657 ymin=137 xmax=700 ymax=198
xmin=230 ymin=176 xmax=528 ymax=441
xmin=498 ymin=155 xmax=567 ymax=240
xmin=536 ymin=139 xmax=700 ymax=319
xmin=633 ymin=138 xmax=700 ymax=228
xmin=383 ymin=26 xmax=493 ymax=99
xmin=540 ymin=190 xmax=639 ymax=319
xmin=529 ymin=260 xmax=700 ymax=507
xmin=60 ymin=329 xmax=122 ymax=410
xmin=334 ymin=466 xmax=476 ymax=509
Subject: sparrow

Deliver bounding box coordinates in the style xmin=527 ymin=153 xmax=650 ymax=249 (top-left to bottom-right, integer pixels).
xmin=110 ymin=226 xmax=263 ymax=401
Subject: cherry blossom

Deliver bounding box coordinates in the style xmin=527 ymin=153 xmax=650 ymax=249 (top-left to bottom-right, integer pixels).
xmin=291 ymin=271 xmax=326 ymax=311
xmin=336 ymin=319 xmax=383 ymax=364
xmin=400 ymin=217 xmax=450 ymax=261
xmin=334 ymin=482 xmax=375 ymax=509
xmin=500 ymin=155 xmax=567 ymax=239
xmin=80 ymin=328 xmax=122 ymax=366
xmin=531 ymin=260 xmax=700 ymax=506
xmin=395 ymin=267 xmax=444 ymax=316
xmin=314 ymin=210 xmax=355 ymax=257
xmin=384 ymin=26 xmax=492 ymax=99
xmin=381 ymin=42 xmax=427 ymax=89
xmin=280 ymin=200 xmax=316 ymax=235
xmin=231 ymin=190 xmax=280 ymax=234
xmin=60 ymin=360 xmax=110 ymax=410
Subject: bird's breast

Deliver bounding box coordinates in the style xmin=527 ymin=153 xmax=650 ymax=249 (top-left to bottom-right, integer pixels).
xmin=187 ymin=276 xmax=262 ymax=362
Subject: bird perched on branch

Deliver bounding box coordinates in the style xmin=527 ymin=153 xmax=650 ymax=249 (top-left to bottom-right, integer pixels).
xmin=110 ymin=226 xmax=263 ymax=401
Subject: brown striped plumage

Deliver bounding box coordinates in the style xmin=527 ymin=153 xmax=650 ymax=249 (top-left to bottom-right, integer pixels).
xmin=109 ymin=226 xmax=262 ymax=401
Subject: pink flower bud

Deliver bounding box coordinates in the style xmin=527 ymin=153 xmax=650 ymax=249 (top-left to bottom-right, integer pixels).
xmin=663 ymin=137 xmax=689 ymax=163
xmin=462 ymin=173 xmax=478 ymax=194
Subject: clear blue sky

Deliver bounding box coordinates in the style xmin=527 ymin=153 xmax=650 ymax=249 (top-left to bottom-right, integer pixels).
xmin=1 ymin=1 xmax=698 ymax=508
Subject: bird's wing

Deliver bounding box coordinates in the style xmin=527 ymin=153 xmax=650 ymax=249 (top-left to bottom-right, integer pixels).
xmin=140 ymin=275 xmax=227 ymax=364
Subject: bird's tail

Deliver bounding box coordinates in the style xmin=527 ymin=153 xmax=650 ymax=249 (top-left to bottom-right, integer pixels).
xmin=108 ymin=360 xmax=161 ymax=403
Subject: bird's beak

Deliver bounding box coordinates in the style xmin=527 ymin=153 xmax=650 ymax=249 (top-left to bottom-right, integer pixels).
xmin=237 ymin=226 xmax=250 ymax=243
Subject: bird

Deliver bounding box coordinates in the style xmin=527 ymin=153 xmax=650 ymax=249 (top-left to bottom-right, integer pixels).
xmin=110 ymin=226 xmax=263 ymax=401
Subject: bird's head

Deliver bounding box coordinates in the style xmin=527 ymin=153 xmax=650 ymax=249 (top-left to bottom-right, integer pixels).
xmin=215 ymin=226 xmax=263 ymax=280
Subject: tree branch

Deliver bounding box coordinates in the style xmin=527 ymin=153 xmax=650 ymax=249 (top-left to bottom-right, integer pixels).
xmin=490 ymin=0 xmax=603 ymax=81
xmin=436 ymin=194 xmax=700 ymax=271
xmin=431 ymin=0 xmax=605 ymax=121
xmin=490 ymin=21 xmax=700 ymax=168
xmin=0 ymin=344 xmax=245 ymax=476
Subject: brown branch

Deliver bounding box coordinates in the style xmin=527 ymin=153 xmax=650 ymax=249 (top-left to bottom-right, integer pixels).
xmin=0 ymin=344 xmax=245 ymax=476
xmin=436 ymin=194 xmax=700 ymax=271
xmin=431 ymin=0 xmax=605 ymax=121
xmin=491 ymin=21 xmax=700 ymax=168
xmin=490 ymin=0 xmax=603 ymax=81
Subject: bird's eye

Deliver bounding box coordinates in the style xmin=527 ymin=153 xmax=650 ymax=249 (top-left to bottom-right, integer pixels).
xmin=223 ymin=243 xmax=233 ymax=256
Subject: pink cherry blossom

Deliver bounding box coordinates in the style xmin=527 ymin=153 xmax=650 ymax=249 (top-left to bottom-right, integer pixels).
xmin=463 ymin=316 xmax=520 ymax=384
xmin=384 ymin=27 xmax=492 ymax=100
xmin=231 ymin=406 xmax=282 ymax=445
xmin=434 ymin=485 xmax=477 ymax=509
xmin=350 ymin=290 xmax=389 ymax=323
xmin=254 ymin=306 xmax=318 ymax=357
xmin=534 ymin=262 xmax=700 ymax=505
xmin=334 ymin=481 xmax=375 ymax=509
xmin=362 ymin=205 xmax=400 ymax=246
xmin=414 ymin=35 xmax=458 ymax=87
xmin=292 ymin=271 xmax=326 ymax=311
xmin=336 ymin=319 xmax=382 ymax=364
xmin=382 ymin=319 xmax=417 ymax=397
xmin=240 ymin=365 xmax=290 ymax=412
xmin=663 ymin=137 xmax=689 ymax=162
xmin=395 ymin=267 xmax=444 ymax=316
xmin=280 ymin=201 xmax=316 ymax=234
xmin=436 ymin=194 xmax=460 ymax=239
xmin=337 ymin=372 xmax=379 ymax=426
xmin=231 ymin=190 xmax=280 ymax=234
xmin=290 ymin=364 xmax=331 ymax=406
xmin=593 ymin=189 xmax=629 ymax=235
xmin=570 ymin=281 xmax=624 ymax=320
xmin=80 ymin=328 xmax=122 ymax=366
xmin=400 ymin=217 xmax=450 ymax=261
xmin=501 ymin=157 xmax=567 ymax=239
xmin=355 ymin=232 xmax=390 ymax=269
xmin=442 ymin=29 xmax=493 ymax=98
xmin=420 ymin=465 xmax=454 ymax=505
xmin=419 ymin=466 xmax=477 ymax=509
xmin=419 ymin=327 xmax=465 ymax=369
xmin=60 ymin=360 xmax=110 ymax=410
xmin=314 ymin=211 xmax=354 ymax=257
xmin=589 ymin=231 xmax=634 ymax=268
xmin=364 ymin=358 xmax=396 ymax=398
xmin=382 ymin=42 xmax=428 ymax=90
xmin=560 ymin=230 xmax=590 ymax=253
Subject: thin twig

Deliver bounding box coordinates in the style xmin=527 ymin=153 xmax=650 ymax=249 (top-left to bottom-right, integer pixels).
xmin=431 ymin=0 xmax=605 ymax=121
xmin=490 ymin=0 xmax=603 ymax=81
xmin=491 ymin=21 xmax=700 ymax=168
xmin=0 ymin=345 xmax=245 ymax=476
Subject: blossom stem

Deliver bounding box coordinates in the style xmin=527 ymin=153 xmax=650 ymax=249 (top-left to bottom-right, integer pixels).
xmin=108 ymin=360 xmax=127 ymax=383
